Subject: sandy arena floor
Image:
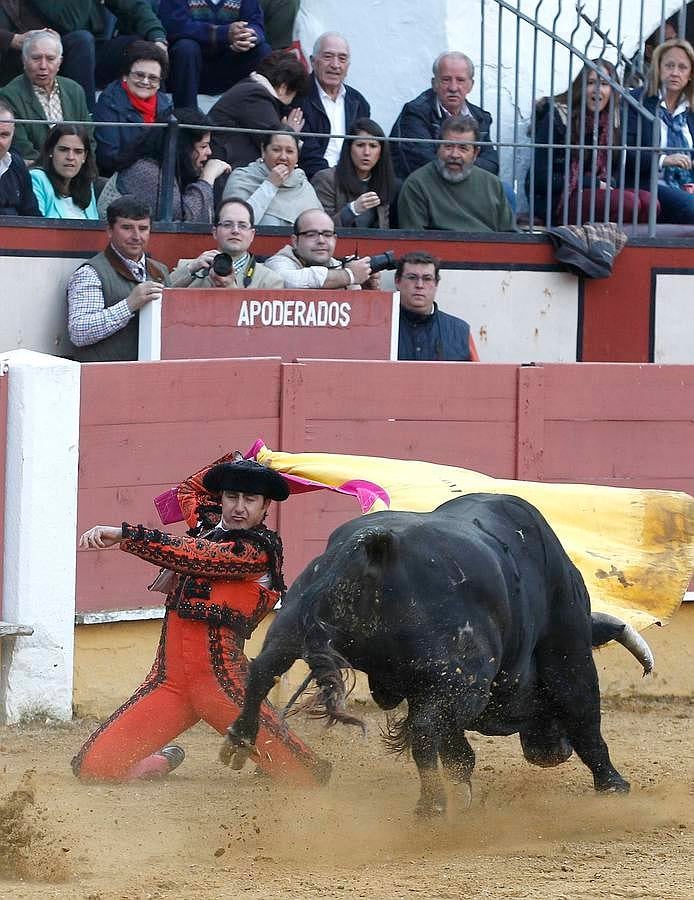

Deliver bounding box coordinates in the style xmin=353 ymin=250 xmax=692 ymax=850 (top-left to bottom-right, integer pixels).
xmin=0 ymin=695 xmax=692 ymax=900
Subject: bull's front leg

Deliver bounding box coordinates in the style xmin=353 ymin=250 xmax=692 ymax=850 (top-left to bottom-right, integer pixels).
xmin=408 ymin=695 xmax=447 ymax=818
xmin=220 ymin=626 xmax=302 ymax=769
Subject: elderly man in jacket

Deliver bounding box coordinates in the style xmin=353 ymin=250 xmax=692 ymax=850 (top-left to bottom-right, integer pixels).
xmin=0 ymin=1 xmax=167 ymax=111
xmin=390 ymin=51 xmax=498 ymax=181
xmin=0 ymin=29 xmax=92 ymax=161
xmin=298 ymin=32 xmax=370 ymax=180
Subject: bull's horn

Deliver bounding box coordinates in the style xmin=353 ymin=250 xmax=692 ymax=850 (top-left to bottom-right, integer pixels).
xmin=617 ymin=622 xmax=655 ymax=677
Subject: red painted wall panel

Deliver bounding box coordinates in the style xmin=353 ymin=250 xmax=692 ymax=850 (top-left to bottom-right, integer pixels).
xmin=0 ymin=369 xmax=6 ymax=618
xmin=75 ymin=360 xmax=693 ymax=613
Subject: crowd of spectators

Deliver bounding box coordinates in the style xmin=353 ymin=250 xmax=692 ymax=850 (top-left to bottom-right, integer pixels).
xmin=0 ymin=2 xmax=692 ymax=231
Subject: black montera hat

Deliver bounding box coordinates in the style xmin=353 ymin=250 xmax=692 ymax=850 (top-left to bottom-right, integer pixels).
xmin=202 ymin=459 xmax=290 ymax=501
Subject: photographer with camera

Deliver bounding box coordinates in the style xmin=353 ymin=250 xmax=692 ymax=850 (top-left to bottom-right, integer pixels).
xmin=263 ymin=208 xmax=385 ymax=290
xmin=170 ymin=198 xmax=284 ymax=290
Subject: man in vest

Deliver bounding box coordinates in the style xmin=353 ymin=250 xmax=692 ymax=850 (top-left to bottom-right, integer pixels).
xmin=396 ymin=250 xmax=479 ymax=361
xmin=67 ymin=196 xmax=169 ymax=362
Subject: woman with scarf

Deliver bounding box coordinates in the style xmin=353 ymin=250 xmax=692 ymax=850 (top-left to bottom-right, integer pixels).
xmin=625 ymin=37 xmax=694 ymax=224
xmin=94 ymin=42 xmax=173 ymax=177
xmin=221 ymin=128 xmax=320 ymax=226
xmin=97 ymin=107 xmax=230 ymax=223
xmin=528 ymin=59 xmax=653 ymax=225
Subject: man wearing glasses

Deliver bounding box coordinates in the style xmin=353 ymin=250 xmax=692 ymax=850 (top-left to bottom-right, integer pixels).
xmin=170 ymin=198 xmax=284 ymax=289
xmin=263 ymin=208 xmax=375 ymax=289
xmin=396 ymin=251 xmax=479 ymax=361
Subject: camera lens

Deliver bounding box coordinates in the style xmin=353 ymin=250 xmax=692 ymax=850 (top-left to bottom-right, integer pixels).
xmin=369 ymin=251 xmax=397 ymax=273
xmin=211 ymin=253 xmax=234 ymax=277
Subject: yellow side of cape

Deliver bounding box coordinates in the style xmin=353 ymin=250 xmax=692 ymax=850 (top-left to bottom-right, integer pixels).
xmin=256 ymin=447 xmax=694 ymax=631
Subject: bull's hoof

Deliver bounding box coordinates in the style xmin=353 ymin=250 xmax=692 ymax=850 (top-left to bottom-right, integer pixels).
xmin=450 ymin=780 xmax=472 ymax=811
xmin=219 ymin=733 xmax=257 ymax=770
xmin=595 ymin=774 xmax=630 ymax=794
xmin=414 ymin=798 xmax=446 ymax=818
xmin=314 ymin=757 xmax=333 ymax=786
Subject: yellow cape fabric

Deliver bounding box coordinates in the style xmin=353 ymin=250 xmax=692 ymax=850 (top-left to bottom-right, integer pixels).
xmin=256 ymin=446 xmax=694 ymax=631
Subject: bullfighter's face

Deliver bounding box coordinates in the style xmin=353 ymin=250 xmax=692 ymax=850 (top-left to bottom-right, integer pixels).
xmin=221 ymin=491 xmax=270 ymax=529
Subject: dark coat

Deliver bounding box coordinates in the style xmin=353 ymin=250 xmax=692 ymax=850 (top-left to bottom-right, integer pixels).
xmin=525 ymin=100 xmax=569 ymax=225
xmin=0 ymin=149 xmax=39 ymax=216
xmin=389 ymin=87 xmax=498 ymax=180
xmin=397 ymin=304 xmax=473 ymax=361
xmin=19 ymin=0 xmax=166 ymax=41
xmin=623 ymin=89 xmax=694 ymax=187
xmin=94 ymin=80 xmax=174 ymax=176
xmin=298 ymin=73 xmax=370 ymax=180
xmin=208 ymin=77 xmax=287 ymax=166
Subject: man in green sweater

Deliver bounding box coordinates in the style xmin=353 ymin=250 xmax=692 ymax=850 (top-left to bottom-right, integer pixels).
xmin=397 ymin=115 xmax=515 ymax=233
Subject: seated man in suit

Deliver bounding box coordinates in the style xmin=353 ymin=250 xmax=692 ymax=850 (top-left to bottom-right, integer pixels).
xmin=298 ymin=32 xmax=370 ymax=180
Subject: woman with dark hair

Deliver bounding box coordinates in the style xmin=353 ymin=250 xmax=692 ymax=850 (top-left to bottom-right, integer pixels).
xmin=528 ymin=59 xmax=653 ymax=225
xmin=30 ymin=124 xmax=98 ymax=219
xmin=97 ymin=107 xmax=230 ymax=223
xmin=625 ymin=37 xmax=694 ymax=224
xmin=94 ymin=41 xmax=173 ymax=177
xmin=208 ymin=49 xmax=309 ymax=166
xmin=311 ymin=118 xmax=397 ymax=228
xmin=221 ymin=128 xmax=319 ymax=226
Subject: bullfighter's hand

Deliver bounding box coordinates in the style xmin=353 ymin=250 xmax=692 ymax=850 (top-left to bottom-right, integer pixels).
xmin=219 ymin=731 xmax=259 ymax=769
xmin=79 ymin=525 xmax=124 ymax=549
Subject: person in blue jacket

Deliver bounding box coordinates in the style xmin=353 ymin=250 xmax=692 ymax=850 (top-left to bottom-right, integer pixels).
xmin=159 ymin=0 xmax=271 ymax=107
xmin=298 ymin=32 xmax=371 ymax=181
xmin=396 ymin=251 xmax=479 ymax=362
xmin=94 ymin=41 xmax=173 ymax=177
xmin=30 ymin=124 xmax=98 ymax=220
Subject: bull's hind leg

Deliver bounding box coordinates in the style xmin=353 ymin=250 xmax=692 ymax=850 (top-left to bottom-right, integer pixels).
xmin=439 ymin=728 xmax=475 ymax=810
xmin=407 ymin=695 xmax=447 ymax=818
xmin=536 ymin=648 xmax=629 ymax=793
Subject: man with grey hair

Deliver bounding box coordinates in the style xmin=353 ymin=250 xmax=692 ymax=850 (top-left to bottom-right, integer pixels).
xmin=390 ymin=50 xmax=498 ymax=180
xmin=0 ymin=29 xmax=91 ymax=161
xmin=298 ymin=31 xmax=370 ymax=180
xmin=397 ymin=115 xmax=513 ymax=232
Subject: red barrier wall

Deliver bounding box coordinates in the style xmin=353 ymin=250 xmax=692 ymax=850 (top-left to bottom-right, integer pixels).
xmin=0 ymin=367 xmax=6 ymax=618
xmin=76 ymin=360 xmax=694 ymax=614
xmin=3 ymin=222 xmax=694 ymax=363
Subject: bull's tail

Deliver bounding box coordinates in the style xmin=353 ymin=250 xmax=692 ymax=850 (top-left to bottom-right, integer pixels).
xmin=292 ymin=643 xmax=366 ymax=733
xmin=591 ymin=612 xmax=655 ymax=676
xmin=381 ymin=711 xmax=412 ymax=756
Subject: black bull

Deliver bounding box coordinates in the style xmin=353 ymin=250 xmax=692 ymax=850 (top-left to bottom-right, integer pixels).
xmin=223 ymin=493 xmax=654 ymax=816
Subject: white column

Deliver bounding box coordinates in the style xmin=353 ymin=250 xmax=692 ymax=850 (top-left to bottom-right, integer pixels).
xmin=138 ymin=294 xmax=162 ymax=361
xmin=0 ymin=350 xmax=81 ymax=723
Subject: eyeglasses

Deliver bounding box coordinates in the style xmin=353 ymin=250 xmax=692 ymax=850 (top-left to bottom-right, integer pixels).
xmin=401 ymin=273 xmax=437 ymax=284
xmin=216 ymin=221 xmax=253 ymax=231
xmin=296 ymin=229 xmax=336 ymax=239
xmin=129 ymin=70 xmax=161 ymax=85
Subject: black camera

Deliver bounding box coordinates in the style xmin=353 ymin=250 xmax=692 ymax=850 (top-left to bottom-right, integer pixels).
xmin=211 ymin=252 xmax=234 ymax=277
xmin=368 ymin=250 xmax=397 ymax=273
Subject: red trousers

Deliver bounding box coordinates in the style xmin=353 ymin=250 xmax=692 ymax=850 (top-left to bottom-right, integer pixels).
xmin=72 ymin=611 xmax=322 ymax=784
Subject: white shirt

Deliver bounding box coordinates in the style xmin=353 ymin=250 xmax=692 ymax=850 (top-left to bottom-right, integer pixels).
xmin=0 ymin=150 xmax=11 ymax=179
xmin=317 ymin=82 xmax=346 ymax=167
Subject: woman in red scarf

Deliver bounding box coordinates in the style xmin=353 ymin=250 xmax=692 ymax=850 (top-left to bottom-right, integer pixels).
xmin=95 ymin=41 xmax=173 ymax=177
xmin=528 ymin=59 xmax=655 ymax=225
